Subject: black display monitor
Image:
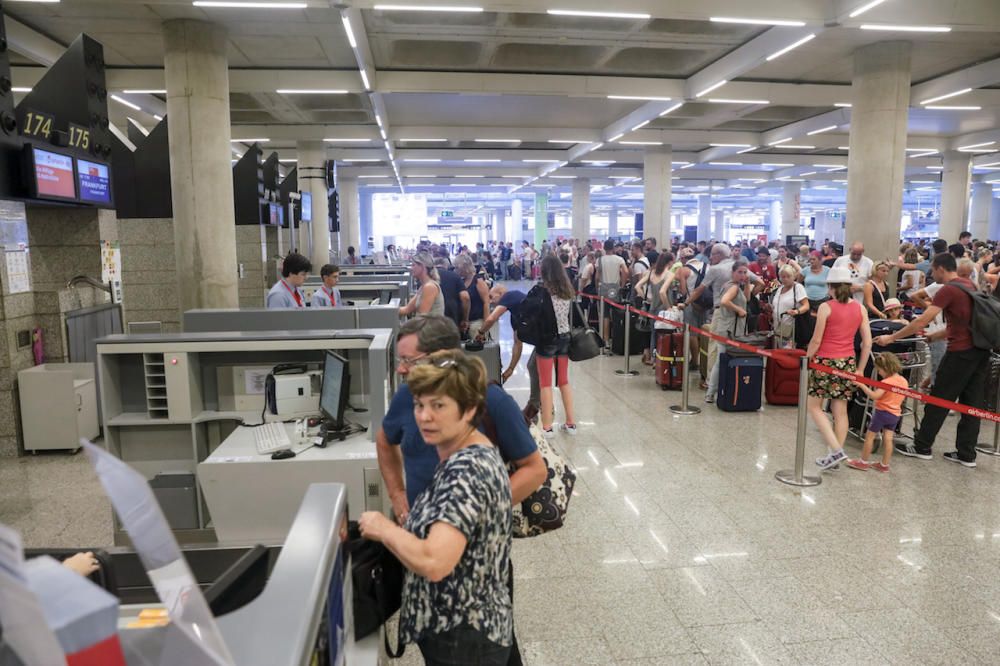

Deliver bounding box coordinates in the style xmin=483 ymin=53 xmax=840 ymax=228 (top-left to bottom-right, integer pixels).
xmin=203 ymin=544 xmax=270 ymax=617
xmin=76 ymin=158 xmax=113 ymax=206
xmin=320 ymin=351 xmax=350 ymax=432
xmin=25 ymin=145 xmax=77 ymax=202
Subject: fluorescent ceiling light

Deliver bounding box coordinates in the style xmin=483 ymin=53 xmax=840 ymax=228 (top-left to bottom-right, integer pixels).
xmin=231 ymin=138 xmax=269 ymax=143
xmin=619 ymin=141 xmax=662 ymax=145
xmin=848 ymin=0 xmax=887 ymax=18
xmin=925 ymin=105 xmax=981 ymax=111
xmin=402 ymin=159 xmax=441 ymax=162
xmin=278 ymin=158 xmax=298 ymax=163
xmin=341 ymin=15 xmax=358 ymax=48
xmin=608 ymin=95 xmax=672 ymax=101
xmin=464 ymin=159 xmax=501 ymax=162
xmin=766 ymin=34 xmax=816 ymax=61
xmin=807 ymin=125 xmax=839 ymax=136
xmin=474 ymin=139 xmax=520 ymax=143
xmin=324 ymin=138 xmax=372 ymax=142
xmin=277 ymin=89 xmax=348 ymax=94
xmin=630 ymin=120 xmax=650 ymax=132
xmin=905 ymin=147 xmax=937 ymax=152
xmin=812 ymin=164 xmax=844 ymax=168
xmin=834 ymin=102 xmax=852 ymax=108
xmin=774 ymin=144 xmax=816 ymax=150
xmin=400 ymin=138 xmax=447 ymax=142
xmin=920 ymin=88 xmax=972 ymax=105
xmin=711 ymin=17 xmax=806 ymax=26
xmin=153 ymin=114 xmax=163 ymax=121
xmin=357 ymin=173 xmax=387 ymax=178
xmin=340 ymin=158 xmax=381 ymax=162
xmin=548 ymin=139 xmax=591 ymax=144
xmin=907 ymin=150 xmax=938 ymax=158
xmin=374 ymin=4 xmax=484 ymax=12
xmin=608 ymin=133 xmax=625 ymax=142
xmin=359 ymin=70 xmax=371 ymax=90
xmin=547 ymin=9 xmax=650 ymax=19
xmin=978 ymin=162 xmax=1000 ymax=168
xmin=695 ymin=80 xmax=727 ymax=98
xmin=768 ymin=138 xmax=792 ymax=146
xmin=763 ymin=163 xmax=794 ymax=167
xmin=110 ymin=94 xmax=142 ymax=111
xmin=11 ymin=87 xmax=31 ymax=92
xmin=582 ymin=160 xmax=616 ymax=164
xmin=859 ymin=24 xmax=951 ymax=32
xmin=708 ymin=98 xmax=770 ymax=105
xmin=659 ymin=103 xmax=684 ymax=116
xmin=710 ymin=162 xmax=743 ymax=166
xmin=193 ymin=1 xmax=307 ymax=7
xmin=710 ymin=143 xmax=752 ymax=148
xmin=455 ymin=175 xmax=484 ymax=178
xmin=123 ymin=89 xmax=166 ymax=94
xmin=959 ymin=141 xmax=995 ymax=150
xmin=801 ymin=171 xmax=817 ymax=176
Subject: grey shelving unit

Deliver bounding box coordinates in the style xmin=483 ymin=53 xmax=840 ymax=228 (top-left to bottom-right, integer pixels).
xmin=96 ymin=329 xmax=393 ymax=545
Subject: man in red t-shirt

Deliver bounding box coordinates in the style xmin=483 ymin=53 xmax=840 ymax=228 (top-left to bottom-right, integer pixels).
xmin=875 ymin=253 xmax=990 ymax=467
xmin=749 ymin=247 xmax=779 ymax=329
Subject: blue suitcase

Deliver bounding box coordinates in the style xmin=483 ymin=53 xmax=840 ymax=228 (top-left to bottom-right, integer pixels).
xmin=717 ymin=352 xmax=764 ymax=412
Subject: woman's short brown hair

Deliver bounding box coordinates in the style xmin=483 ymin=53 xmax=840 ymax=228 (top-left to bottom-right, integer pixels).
xmin=831 ymin=283 xmax=853 ymax=303
xmin=406 ymin=349 xmax=487 ymax=425
xmin=875 ymin=351 xmax=902 ymax=376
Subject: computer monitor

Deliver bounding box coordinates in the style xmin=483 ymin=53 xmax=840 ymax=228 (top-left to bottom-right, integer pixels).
xmin=320 ymin=351 xmax=350 ymax=432
xmin=203 ymin=544 xmax=270 ymax=616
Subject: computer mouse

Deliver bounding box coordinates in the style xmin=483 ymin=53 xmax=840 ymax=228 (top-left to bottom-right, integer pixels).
xmin=271 ymin=449 xmax=296 ymax=460
xmin=307 ymin=417 xmax=323 ymax=428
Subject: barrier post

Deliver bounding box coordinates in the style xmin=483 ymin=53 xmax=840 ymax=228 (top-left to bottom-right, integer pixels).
xmin=670 ymin=323 xmax=701 ymax=416
xmin=615 ymin=304 xmax=639 ymax=377
xmin=775 ymin=354 xmax=821 ymax=487
xmin=976 ymin=386 xmax=1000 ymax=457
xmin=598 ymin=298 xmax=608 ymax=356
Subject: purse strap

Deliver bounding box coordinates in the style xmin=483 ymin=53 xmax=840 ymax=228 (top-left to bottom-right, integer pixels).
xmin=374 ymin=562 xmax=405 ymax=659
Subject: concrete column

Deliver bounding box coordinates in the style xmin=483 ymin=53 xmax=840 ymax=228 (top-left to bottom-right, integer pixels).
xmin=608 ymin=205 xmax=618 ymax=237
xmin=814 ymin=211 xmax=828 ymax=245
xmin=360 ymin=189 xmax=374 ymax=253
xmin=533 ymin=192 xmax=548 ymax=249
xmin=643 ymin=146 xmax=672 ymax=245
xmin=697 ymin=195 xmax=712 ymax=241
xmin=990 ymin=197 xmax=1000 ymax=241
xmin=338 ymin=177 xmax=360 ymax=257
xmin=511 ymin=198 xmax=523 ymax=243
xmin=714 ymin=210 xmax=725 ymax=241
xmin=769 ymin=200 xmax=782 ymax=243
xmin=297 ymin=141 xmax=330 ymax=268
xmin=571 ymin=178 xmax=590 ymax=242
xmin=673 ymin=213 xmax=683 ymax=236
xmin=969 ymin=182 xmax=992 ymax=241
xmin=939 ymin=151 xmax=972 ymax=243
xmin=782 ymin=181 xmax=802 ymax=242
xmin=496 ymin=208 xmax=507 ymax=244
xmin=163 ymin=20 xmax=237 ymax=310
xmin=845 ymin=41 xmax=911 ymax=262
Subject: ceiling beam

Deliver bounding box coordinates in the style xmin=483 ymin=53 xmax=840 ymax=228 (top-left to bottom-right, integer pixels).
xmin=910 ymin=56 xmax=1000 ymax=106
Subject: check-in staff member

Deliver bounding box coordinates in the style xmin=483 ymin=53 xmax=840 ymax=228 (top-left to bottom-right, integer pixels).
xmin=266 ymin=252 xmax=311 ymax=309
xmin=311 ymin=263 xmax=342 ymax=308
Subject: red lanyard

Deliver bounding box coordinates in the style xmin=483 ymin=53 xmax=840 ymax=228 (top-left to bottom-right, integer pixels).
xmin=323 ymin=286 xmax=335 ymax=306
xmin=281 ymin=280 xmax=303 ymax=307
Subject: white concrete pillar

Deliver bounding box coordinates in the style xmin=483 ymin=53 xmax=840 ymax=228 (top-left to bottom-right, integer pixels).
xmin=496 ymin=208 xmax=507 ymax=244
xmin=297 ymin=141 xmax=330 ymax=268
xmin=769 ymin=200 xmax=782 ymax=244
xmin=697 ymin=195 xmax=712 ymax=241
xmin=338 ymin=177 xmax=360 ymax=257
xmin=845 ymin=41 xmax=911 ymax=263
xmin=714 ymin=210 xmax=725 ymax=241
xmin=572 ymin=177 xmax=590 ymax=242
xmin=673 ymin=213 xmax=683 ymax=236
xmin=609 ymin=205 xmax=618 ymax=237
xmin=643 ymin=146 xmax=672 ymax=246
xmin=969 ymin=182 xmax=992 ymax=241
xmin=163 ymin=19 xmax=238 ymax=310
xmin=814 ymin=211 xmax=829 ymax=245
xmin=990 ymin=197 xmax=1000 ymax=241
xmin=782 ymin=181 xmax=802 ymax=243
xmin=940 ymin=151 xmax=972 ymax=243
xmin=511 ymin=198 xmax=523 ymax=243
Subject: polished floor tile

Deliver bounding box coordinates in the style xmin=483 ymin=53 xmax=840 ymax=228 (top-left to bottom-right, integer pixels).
xmin=3 ymin=287 xmax=999 ymax=665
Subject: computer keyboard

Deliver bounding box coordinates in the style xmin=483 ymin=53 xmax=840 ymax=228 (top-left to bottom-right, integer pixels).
xmin=253 ymin=422 xmax=292 ymax=455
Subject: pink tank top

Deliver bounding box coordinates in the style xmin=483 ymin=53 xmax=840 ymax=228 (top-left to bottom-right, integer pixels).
xmin=817 ymin=300 xmax=863 ymax=359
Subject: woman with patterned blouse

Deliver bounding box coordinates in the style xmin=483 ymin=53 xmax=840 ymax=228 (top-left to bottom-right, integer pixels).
xmin=359 ymin=350 xmax=513 ymax=665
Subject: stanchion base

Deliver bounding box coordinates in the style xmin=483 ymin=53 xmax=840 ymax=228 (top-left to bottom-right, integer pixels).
xmin=669 ymin=405 xmax=701 ymax=415
xmin=774 ymin=469 xmax=822 ymax=487
xmin=615 ymin=370 xmax=640 ymax=376
xmin=974 ymin=446 xmax=1000 ymax=457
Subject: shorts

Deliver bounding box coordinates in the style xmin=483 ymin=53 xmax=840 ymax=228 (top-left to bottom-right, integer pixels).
xmin=808 ymin=356 xmax=857 ymax=401
xmin=536 ymin=333 xmax=570 ymax=358
xmin=868 ymin=408 xmax=901 ymax=434
xmin=684 ymin=304 xmax=707 ymax=330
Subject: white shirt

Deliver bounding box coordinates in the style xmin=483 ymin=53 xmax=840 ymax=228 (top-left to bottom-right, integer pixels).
xmin=598 ymin=254 xmax=627 ymax=286
xmin=833 ymin=255 xmax=874 ymax=302
xmin=923 ymin=282 xmax=946 ymax=336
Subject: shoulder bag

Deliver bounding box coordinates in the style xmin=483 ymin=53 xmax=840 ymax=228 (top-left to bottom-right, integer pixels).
xmin=569 ymin=301 xmax=603 ymax=362
xmin=347 ymin=524 xmax=405 ymax=657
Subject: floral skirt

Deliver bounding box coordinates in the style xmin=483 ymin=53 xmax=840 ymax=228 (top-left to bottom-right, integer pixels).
xmin=808 ymin=356 xmax=857 ymax=401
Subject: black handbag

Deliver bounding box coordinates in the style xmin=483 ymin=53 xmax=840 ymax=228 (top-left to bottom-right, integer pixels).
xmin=348 ymin=525 xmax=405 ymax=658
xmin=569 ymin=302 xmax=603 ymax=362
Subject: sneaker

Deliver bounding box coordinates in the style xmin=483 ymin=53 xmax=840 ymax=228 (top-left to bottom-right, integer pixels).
xmin=894 ymin=441 xmax=932 ymax=460
xmin=816 ymin=449 xmax=847 ymax=470
xmin=541 ymin=427 xmax=555 ymax=439
xmin=873 ymin=462 xmax=890 ymax=473
xmin=943 ymin=451 xmax=976 ymax=468
xmin=705 ymin=393 xmax=715 ymax=404
xmin=846 ymin=458 xmax=871 ymax=471
xmin=560 ymin=423 xmax=578 ymax=436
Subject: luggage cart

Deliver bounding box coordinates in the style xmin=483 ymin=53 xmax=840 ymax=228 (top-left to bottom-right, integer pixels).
xmin=848 ymin=336 xmax=929 ymax=450
xmin=975 ymin=352 xmax=1000 ymax=457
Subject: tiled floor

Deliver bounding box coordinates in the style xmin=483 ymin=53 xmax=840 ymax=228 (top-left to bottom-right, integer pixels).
xmin=4 ymin=284 xmax=1000 ymax=665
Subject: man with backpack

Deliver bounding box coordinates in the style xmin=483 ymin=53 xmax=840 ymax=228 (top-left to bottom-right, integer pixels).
xmin=876 ymin=253 xmax=998 ymax=468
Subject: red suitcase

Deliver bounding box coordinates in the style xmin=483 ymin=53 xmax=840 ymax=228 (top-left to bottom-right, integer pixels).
xmin=655 ymin=329 xmax=684 ymax=390
xmin=765 ymin=348 xmax=806 ymax=405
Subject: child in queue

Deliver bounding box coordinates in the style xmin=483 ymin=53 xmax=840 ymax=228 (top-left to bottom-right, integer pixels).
xmin=846 ymin=352 xmax=908 ymax=472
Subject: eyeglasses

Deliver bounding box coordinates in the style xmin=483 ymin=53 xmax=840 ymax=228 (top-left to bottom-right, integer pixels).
xmin=398 ymin=353 xmax=429 ymax=368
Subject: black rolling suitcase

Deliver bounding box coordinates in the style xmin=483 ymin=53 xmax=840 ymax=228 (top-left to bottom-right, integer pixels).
xmin=463 ymin=340 xmax=502 ymax=384
xmin=610 ymin=307 xmax=646 ymax=356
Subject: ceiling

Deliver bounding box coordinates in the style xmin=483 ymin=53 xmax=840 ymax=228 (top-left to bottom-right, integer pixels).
xmin=5 ymin=0 xmax=1000 ymax=211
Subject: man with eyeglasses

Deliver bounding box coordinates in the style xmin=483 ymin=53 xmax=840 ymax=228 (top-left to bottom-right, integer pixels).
xmin=832 ymin=242 xmax=874 ymax=303
xmin=377 ymin=316 xmax=545 ymax=666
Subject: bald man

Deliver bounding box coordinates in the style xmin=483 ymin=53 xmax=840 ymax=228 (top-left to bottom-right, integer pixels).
xmin=832 ymin=242 xmax=874 ymax=303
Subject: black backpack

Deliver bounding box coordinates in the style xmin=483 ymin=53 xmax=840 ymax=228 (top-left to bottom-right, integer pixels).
xmin=949 ymin=282 xmax=1000 ymax=350
xmin=514 ymin=284 xmax=556 ymax=346
xmin=692 ymin=261 xmax=714 ymax=309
